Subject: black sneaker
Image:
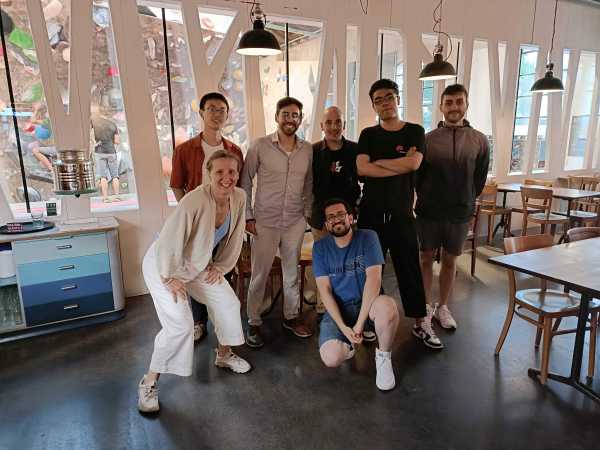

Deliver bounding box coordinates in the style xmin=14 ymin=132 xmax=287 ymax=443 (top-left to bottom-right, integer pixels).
xmin=412 ymin=321 xmax=444 ymax=350
xmin=246 ymin=325 xmax=264 ymax=348
xmin=362 ymin=330 xmax=377 ymax=343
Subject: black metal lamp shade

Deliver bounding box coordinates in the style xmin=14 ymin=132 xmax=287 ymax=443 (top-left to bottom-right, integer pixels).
xmin=531 ymin=63 xmax=564 ymax=93
xmin=237 ymin=19 xmax=281 ymax=56
xmin=419 ymin=53 xmax=456 ymax=81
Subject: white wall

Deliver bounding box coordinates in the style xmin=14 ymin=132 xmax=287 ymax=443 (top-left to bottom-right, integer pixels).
xmin=29 ymin=0 xmax=600 ymax=296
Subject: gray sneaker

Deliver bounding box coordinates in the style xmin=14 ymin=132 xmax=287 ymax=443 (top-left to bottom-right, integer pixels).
xmin=137 ymin=377 xmax=159 ymax=413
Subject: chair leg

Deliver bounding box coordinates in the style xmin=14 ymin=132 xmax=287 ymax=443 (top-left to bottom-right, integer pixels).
xmin=487 ymin=216 xmax=493 ymax=244
xmin=495 ymin=298 xmax=516 ymax=355
xmin=550 ymin=224 xmax=556 ymax=236
xmin=539 ymin=317 xmax=553 ymax=385
xmin=505 ymin=213 xmax=512 ymax=237
xmin=551 ymin=317 xmax=562 ymax=333
xmin=541 ymin=223 xmax=546 ymax=234
xmin=535 ymin=316 xmax=543 ymax=348
xmin=522 ymin=217 xmax=528 ymax=236
xmin=470 ymin=239 xmax=476 ymax=277
xmin=588 ymin=311 xmax=598 ymax=380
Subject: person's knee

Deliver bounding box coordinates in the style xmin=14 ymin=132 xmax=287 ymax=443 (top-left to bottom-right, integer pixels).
xmin=372 ymin=295 xmax=400 ymax=324
xmin=420 ymin=250 xmax=435 ymax=265
xmin=441 ymin=250 xmax=458 ymax=267
xmin=319 ymin=342 xmax=346 ymax=368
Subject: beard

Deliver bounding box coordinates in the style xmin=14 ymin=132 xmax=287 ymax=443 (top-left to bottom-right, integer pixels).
xmin=280 ymin=122 xmax=298 ymax=136
xmin=330 ymin=223 xmax=351 ymax=237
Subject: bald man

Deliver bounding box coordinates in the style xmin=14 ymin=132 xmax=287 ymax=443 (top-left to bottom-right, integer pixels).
xmin=310 ymin=107 xmax=361 ymax=241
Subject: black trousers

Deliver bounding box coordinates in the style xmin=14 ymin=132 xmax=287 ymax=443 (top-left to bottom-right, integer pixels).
xmin=358 ymin=215 xmax=427 ymax=319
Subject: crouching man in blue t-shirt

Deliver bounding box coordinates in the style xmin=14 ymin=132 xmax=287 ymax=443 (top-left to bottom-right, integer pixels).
xmin=312 ymin=198 xmax=400 ymax=390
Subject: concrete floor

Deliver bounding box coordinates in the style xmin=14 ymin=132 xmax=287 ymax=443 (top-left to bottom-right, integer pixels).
xmin=1 ymin=246 xmax=599 ymax=450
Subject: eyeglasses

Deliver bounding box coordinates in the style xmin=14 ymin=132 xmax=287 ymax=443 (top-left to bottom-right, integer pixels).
xmin=325 ymin=212 xmax=348 ymax=224
xmin=280 ymin=111 xmax=302 ymax=121
xmin=204 ymin=107 xmax=227 ymax=115
xmin=372 ymin=93 xmax=397 ymax=106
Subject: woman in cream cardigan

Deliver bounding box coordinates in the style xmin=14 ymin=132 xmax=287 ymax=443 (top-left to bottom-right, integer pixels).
xmin=138 ymin=150 xmax=250 ymax=413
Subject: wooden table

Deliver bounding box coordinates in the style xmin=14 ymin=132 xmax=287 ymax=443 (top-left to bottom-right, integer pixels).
xmin=489 ymin=237 xmax=600 ymax=402
xmin=494 ymin=184 xmax=600 ymax=238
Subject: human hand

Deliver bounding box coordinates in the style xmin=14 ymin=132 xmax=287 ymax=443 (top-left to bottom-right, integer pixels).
xmin=202 ymin=265 xmax=224 ymax=285
xmin=352 ymin=321 xmax=365 ymax=339
xmin=342 ymin=325 xmax=363 ymax=344
xmin=162 ymin=277 xmax=187 ymax=303
xmin=245 ymin=221 xmax=257 ymax=235
xmin=406 ymin=146 xmax=417 ymax=157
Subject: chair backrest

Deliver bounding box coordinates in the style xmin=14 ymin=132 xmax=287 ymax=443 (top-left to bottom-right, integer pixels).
xmin=503 ymin=234 xmax=555 ymax=294
xmin=479 ymin=184 xmax=499 ymax=212
xmin=520 ymin=186 xmax=553 ymax=219
xmin=524 ymin=178 xmax=553 ymax=187
xmin=566 ymin=226 xmax=600 ymax=243
xmin=568 ymin=176 xmax=600 ymax=191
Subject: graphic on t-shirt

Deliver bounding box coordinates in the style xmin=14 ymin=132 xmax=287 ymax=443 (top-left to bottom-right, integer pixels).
xmin=395 ymin=145 xmax=406 ymax=154
xmin=329 ymin=160 xmax=343 ymax=173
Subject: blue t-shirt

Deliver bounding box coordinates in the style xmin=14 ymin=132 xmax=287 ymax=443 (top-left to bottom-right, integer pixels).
xmin=312 ymin=229 xmax=384 ymax=305
xmin=213 ymin=212 xmax=231 ymax=249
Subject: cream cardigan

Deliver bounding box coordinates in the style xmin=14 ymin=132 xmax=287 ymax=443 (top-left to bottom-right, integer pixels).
xmin=155 ymin=184 xmax=246 ymax=283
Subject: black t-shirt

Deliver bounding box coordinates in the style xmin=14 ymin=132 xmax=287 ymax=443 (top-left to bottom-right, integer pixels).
xmin=310 ymin=138 xmax=361 ymax=228
xmin=357 ymin=122 xmax=425 ymax=221
xmin=91 ymin=115 xmax=118 ymax=154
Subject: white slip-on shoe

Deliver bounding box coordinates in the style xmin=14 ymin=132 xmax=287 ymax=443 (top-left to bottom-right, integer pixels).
xmin=375 ymin=348 xmax=395 ymax=391
xmin=138 ymin=376 xmax=159 ymax=413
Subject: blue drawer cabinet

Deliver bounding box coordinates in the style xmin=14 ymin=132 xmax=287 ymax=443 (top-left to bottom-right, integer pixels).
xmin=0 ymin=225 xmax=126 ymax=340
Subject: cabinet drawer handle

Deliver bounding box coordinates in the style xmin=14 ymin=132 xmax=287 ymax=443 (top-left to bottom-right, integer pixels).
xmin=57 ymin=244 xmax=73 ymax=250
xmin=63 ymin=304 xmax=80 ymax=310
xmin=61 ymin=284 xmax=78 ymax=291
xmin=59 ymin=264 xmax=75 ymax=271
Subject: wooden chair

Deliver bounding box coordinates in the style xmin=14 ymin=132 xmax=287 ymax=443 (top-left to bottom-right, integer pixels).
xmin=464 ymin=204 xmax=481 ymax=276
xmin=511 ymin=179 xmax=553 ymax=235
xmin=495 ymin=234 xmax=600 ymax=384
xmin=478 ymin=184 xmax=512 ymax=244
xmin=563 ymin=176 xmax=600 ymax=227
xmin=566 ymin=226 xmax=600 ymax=243
xmin=520 ymin=186 xmax=569 ymax=238
xmin=233 ymin=235 xmax=283 ymax=309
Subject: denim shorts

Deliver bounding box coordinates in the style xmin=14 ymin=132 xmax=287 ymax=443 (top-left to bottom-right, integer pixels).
xmin=319 ymin=298 xmax=371 ymax=347
xmin=95 ymin=154 xmax=119 ymax=181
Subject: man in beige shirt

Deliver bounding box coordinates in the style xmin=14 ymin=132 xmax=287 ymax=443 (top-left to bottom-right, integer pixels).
xmin=241 ymin=97 xmax=313 ymax=348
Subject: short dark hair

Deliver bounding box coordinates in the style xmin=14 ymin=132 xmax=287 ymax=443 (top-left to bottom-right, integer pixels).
xmin=206 ymin=149 xmax=241 ymax=173
xmin=369 ymin=79 xmax=399 ymax=101
xmin=276 ymin=96 xmax=303 ymax=116
xmin=441 ymin=84 xmax=469 ymax=103
xmin=322 ymin=197 xmax=352 ymax=216
xmin=200 ymin=92 xmax=229 ymax=111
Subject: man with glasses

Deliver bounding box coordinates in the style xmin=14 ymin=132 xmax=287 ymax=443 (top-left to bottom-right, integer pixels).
xmin=416 ymin=84 xmax=489 ymax=330
xmin=242 ymin=97 xmax=313 ymax=348
xmin=170 ymin=92 xmax=244 ymax=343
xmin=313 ymin=198 xmax=399 ymax=391
xmin=356 ymin=78 xmax=443 ymax=350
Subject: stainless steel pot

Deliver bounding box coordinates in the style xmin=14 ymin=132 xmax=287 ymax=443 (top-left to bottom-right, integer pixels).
xmin=53 ymin=150 xmax=97 ymax=196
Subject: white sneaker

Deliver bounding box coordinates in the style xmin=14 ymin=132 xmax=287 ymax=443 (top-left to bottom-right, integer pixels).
xmin=375 ymin=349 xmax=395 ymax=391
xmin=434 ymin=303 xmax=457 ymax=330
xmin=137 ymin=376 xmax=159 ymax=413
xmin=412 ymin=305 xmax=444 ymax=349
xmin=345 ymin=345 xmax=356 ymax=361
xmin=214 ymin=349 xmax=252 ymax=374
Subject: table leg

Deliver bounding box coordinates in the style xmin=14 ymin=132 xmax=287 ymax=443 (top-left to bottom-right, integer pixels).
xmin=493 ymin=192 xmax=509 ymax=237
xmin=558 ymin=199 xmax=572 ymax=244
xmin=527 ymin=292 xmax=600 ymax=402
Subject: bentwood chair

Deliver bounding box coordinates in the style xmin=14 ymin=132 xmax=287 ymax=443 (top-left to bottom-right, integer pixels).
xmin=562 ymin=176 xmax=600 ymax=227
xmin=510 ymin=179 xmax=553 ymax=234
xmin=495 ymin=234 xmax=600 ymax=384
xmin=477 ymin=184 xmax=512 ymax=244
xmin=520 ymin=187 xmax=569 ymax=238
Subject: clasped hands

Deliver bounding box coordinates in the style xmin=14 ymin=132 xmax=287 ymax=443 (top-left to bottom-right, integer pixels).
xmin=342 ymin=321 xmax=366 ymax=345
xmin=162 ymin=265 xmax=224 ymax=303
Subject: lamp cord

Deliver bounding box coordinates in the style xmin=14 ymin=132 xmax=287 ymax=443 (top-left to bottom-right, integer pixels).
xmin=433 ymin=0 xmax=453 ymax=62
xmin=531 ymin=0 xmax=537 ymax=45
xmin=550 ymin=0 xmax=558 ymax=59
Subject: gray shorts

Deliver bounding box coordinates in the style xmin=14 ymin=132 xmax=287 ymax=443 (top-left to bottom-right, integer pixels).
xmin=416 ymin=216 xmax=470 ymax=256
xmin=95 ymin=154 xmax=119 ymax=181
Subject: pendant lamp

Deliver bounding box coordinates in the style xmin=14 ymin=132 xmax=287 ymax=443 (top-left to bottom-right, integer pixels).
xmin=531 ymin=0 xmax=564 ymax=93
xmin=237 ymin=3 xmax=282 ymax=56
xmin=419 ymin=0 xmax=456 ymax=81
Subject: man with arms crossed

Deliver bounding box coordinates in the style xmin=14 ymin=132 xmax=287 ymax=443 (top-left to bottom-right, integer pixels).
xmin=356 ymin=78 xmax=443 ymax=350
xmin=313 ymin=198 xmax=399 ymax=390
xmin=242 ymin=97 xmax=313 ymax=347
xmin=170 ymin=92 xmax=244 ymax=342
xmin=416 ymin=84 xmax=489 ymax=329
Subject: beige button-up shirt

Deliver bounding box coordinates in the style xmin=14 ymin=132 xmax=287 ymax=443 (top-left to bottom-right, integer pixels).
xmin=241 ymin=132 xmax=313 ymax=229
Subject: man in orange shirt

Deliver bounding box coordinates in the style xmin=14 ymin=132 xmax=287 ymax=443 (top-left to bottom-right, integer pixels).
xmin=170 ymin=92 xmax=244 ymax=342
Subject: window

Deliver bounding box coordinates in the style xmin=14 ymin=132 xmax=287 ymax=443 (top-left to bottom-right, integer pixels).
xmin=468 ymin=39 xmax=494 ymax=174
xmin=564 ymin=51 xmax=596 ymax=171
xmin=532 ymin=95 xmax=549 ymax=172
xmin=0 ymin=0 xmax=65 ymax=218
xmin=510 ymin=45 xmax=539 ymax=174
xmin=346 ymin=25 xmax=359 ymax=140
xmin=259 ymin=20 xmax=323 ymax=138
xmin=89 ymin=2 xmax=138 ymax=213
xmin=377 ymin=30 xmax=405 ymax=120
xmin=562 ymin=49 xmax=570 ymax=111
